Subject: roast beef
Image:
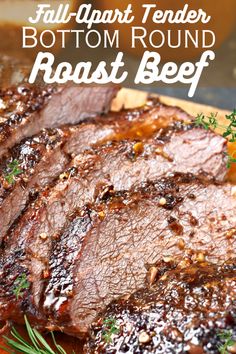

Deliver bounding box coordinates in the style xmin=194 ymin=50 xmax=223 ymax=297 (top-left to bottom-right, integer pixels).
xmin=0 ymin=83 xmax=118 ymax=159
xmin=0 ymin=119 xmax=227 ymax=314
xmin=85 ymin=259 xmax=236 ymax=353
xmin=0 ymin=99 xmax=199 ymax=240
xmin=1 ymin=174 xmax=236 ymax=337
xmin=0 ymin=128 xmax=72 ymax=242
xmin=63 ymin=98 xmax=194 ymax=152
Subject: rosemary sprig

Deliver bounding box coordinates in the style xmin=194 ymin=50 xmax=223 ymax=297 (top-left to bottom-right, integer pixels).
xmin=218 ymin=330 xmax=236 ymax=354
xmin=5 ymin=159 xmax=23 ymax=185
xmin=0 ymin=316 xmax=69 ymax=354
xmin=13 ymin=274 xmax=30 ymax=300
xmin=195 ymin=110 xmax=236 ymax=168
xmin=102 ymin=317 xmax=120 ymax=344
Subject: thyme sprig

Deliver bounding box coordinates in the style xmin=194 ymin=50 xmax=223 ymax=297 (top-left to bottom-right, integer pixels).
xmin=13 ymin=274 xmax=30 ymax=300
xmin=0 ymin=316 xmax=69 ymax=354
xmin=102 ymin=317 xmax=120 ymax=344
xmin=195 ymin=110 xmax=236 ymax=168
xmin=195 ymin=112 xmax=219 ymax=130
xmin=218 ymin=330 xmax=236 ymax=354
xmin=223 ymin=109 xmax=236 ymax=142
xmin=5 ymin=159 xmax=23 ymax=185
xmin=225 ymin=152 xmax=236 ymax=169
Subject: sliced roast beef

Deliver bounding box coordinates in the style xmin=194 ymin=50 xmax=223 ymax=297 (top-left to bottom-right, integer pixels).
xmin=2 ymin=120 xmax=227 ymax=258
xmin=0 ymin=121 xmax=227 ymax=313
xmin=0 ymin=128 xmax=70 ymax=242
xmin=85 ymin=259 xmax=236 ymax=353
xmin=0 ymin=83 xmax=118 ymax=159
xmin=0 ymin=99 xmax=189 ymax=241
xmin=1 ymin=174 xmax=236 ymax=337
xmin=63 ymin=98 xmax=195 ymax=153
xmin=52 ymin=175 xmax=236 ymax=337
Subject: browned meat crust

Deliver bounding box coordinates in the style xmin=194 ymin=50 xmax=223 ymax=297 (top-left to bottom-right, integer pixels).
xmin=85 ymin=259 xmax=236 ymax=353
xmin=1 ymin=174 xmax=236 ymax=338
xmin=0 ymin=83 xmax=118 ymax=159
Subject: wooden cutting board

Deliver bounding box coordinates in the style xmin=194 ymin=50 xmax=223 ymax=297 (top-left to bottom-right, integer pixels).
xmin=112 ymin=87 xmax=230 ymax=120
xmin=0 ymin=88 xmax=233 ymax=354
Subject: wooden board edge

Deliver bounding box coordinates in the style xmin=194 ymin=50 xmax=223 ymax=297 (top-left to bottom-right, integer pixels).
xmin=111 ymin=88 xmax=230 ymax=122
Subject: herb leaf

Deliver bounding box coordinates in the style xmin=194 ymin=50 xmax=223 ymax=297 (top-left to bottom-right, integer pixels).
xmin=5 ymin=160 xmax=23 ymax=185
xmin=195 ymin=113 xmax=211 ymax=130
xmin=0 ymin=316 xmax=68 ymax=354
xmin=218 ymin=330 xmax=236 ymax=354
xmin=51 ymin=333 xmax=67 ymax=354
xmin=225 ymin=109 xmax=236 ymax=123
xmin=195 ymin=110 xmax=236 ymax=168
xmin=102 ymin=317 xmax=120 ymax=344
xmin=195 ymin=112 xmax=218 ymax=130
xmin=225 ymin=153 xmax=236 ymax=169
xmin=13 ymin=274 xmax=30 ymax=300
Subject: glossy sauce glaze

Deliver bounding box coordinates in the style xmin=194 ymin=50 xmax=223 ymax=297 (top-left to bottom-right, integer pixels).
xmin=0 ymin=83 xmax=55 ymax=135
xmin=0 ymin=153 xmax=235 ymax=354
xmin=0 ymin=128 xmax=65 ymax=201
xmin=0 ymin=99 xmax=235 ymax=352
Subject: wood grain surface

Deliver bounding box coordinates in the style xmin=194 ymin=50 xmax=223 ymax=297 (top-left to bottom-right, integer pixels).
xmin=112 ymin=87 xmax=230 ymax=118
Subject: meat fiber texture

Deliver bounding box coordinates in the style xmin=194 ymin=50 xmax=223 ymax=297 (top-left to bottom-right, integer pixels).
xmin=0 ymin=84 xmax=231 ymax=342
xmin=0 ymin=83 xmax=118 ymax=159
xmin=0 ymin=96 xmax=224 ymax=242
xmin=0 ymin=118 xmax=227 ymax=323
xmin=0 ymin=83 xmax=119 ymax=241
xmin=1 ymin=174 xmax=236 ymax=338
xmin=85 ymin=259 xmax=236 ymax=353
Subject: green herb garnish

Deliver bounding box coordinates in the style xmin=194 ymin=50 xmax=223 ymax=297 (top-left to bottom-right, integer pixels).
xmin=225 ymin=153 xmax=236 ymax=169
xmin=13 ymin=274 xmax=30 ymax=300
xmin=102 ymin=317 xmax=120 ymax=344
xmin=195 ymin=110 xmax=236 ymax=168
xmin=5 ymin=160 xmax=23 ymax=185
xmin=195 ymin=112 xmax=218 ymax=130
xmin=0 ymin=316 xmax=70 ymax=354
xmin=223 ymin=110 xmax=236 ymax=142
xmin=218 ymin=330 xmax=236 ymax=354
